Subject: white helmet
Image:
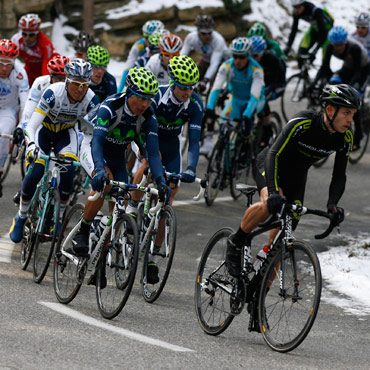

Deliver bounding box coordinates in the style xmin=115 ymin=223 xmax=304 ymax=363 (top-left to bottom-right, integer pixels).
xmin=142 ymin=20 xmax=165 ymax=37
xmin=355 ymin=12 xmax=370 ymax=27
xmin=159 ymin=34 xmax=183 ymax=55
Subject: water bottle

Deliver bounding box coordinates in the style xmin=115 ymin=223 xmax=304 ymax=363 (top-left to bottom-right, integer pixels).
xmin=253 ymin=245 xmax=269 ymax=273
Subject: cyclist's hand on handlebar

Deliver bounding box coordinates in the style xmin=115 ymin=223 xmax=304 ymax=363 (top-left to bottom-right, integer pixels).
xmin=203 ymin=108 xmax=217 ymax=123
xmin=179 ymin=166 xmax=196 ymax=183
xmin=327 ymin=204 xmax=345 ymax=225
xmin=92 ymin=169 xmax=108 ymax=191
xmin=13 ymin=127 xmax=24 ymax=145
xmin=267 ymin=193 xmax=286 ymax=214
xmin=26 ymin=142 xmax=37 ymax=162
xmin=156 ymin=176 xmax=171 ymax=203
xmin=198 ymin=78 xmax=210 ymax=94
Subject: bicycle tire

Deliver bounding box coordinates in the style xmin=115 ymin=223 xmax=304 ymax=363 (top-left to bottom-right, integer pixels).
xmin=230 ymin=139 xmax=251 ymax=200
xmin=20 ymin=144 xmax=26 ymax=179
xmin=96 ymin=214 xmax=139 ymax=320
xmin=281 ymin=74 xmax=310 ymax=122
xmin=33 ymin=189 xmax=61 ymax=284
xmin=194 ymin=227 xmax=236 ymax=336
xmin=349 ymin=109 xmax=369 ymax=164
xmin=258 ymin=240 xmax=322 ymax=352
xmin=53 ymin=203 xmax=85 ymax=304
xmin=204 ymin=140 xmax=225 ymax=206
xmin=142 ymin=205 xmax=177 ymax=303
xmin=0 ymin=150 xmax=12 ymax=184
xmin=20 ymin=197 xmax=39 ymax=270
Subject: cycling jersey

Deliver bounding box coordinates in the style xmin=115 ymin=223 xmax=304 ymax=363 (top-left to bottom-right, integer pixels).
xmin=286 ymin=2 xmax=334 ymax=54
xmin=352 ymin=30 xmax=370 ymax=59
xmin=11 ymin=31 xmax=55 ymax=86
xmin=181 ymin=31 xmax=230 ymax=81
xmin=207 ymin=57 xmax=265 ymax=120
xmin=88 ymin=93 xmax=164 ymax=182
xmin=315 ymin=38 xmax=369 ymax=88
xmin=134 ymin=48 xmax=152 ymax=68
xmin=256 ymin=50 xmax=286 ymax=91
xmin=256 ymin=110 xmax=351 ymax=207
xmin=152 ymin=85 xmax=203 ymax=172
xmin=25 ymin=82 xmax=99 ymax=145
xmin=265 ymin=39 xmax=284 ymax=59
xmin=89 ymin=70 xmax=117 ymax=102
xmin=145 ymin=54 xmax=169 ymax=85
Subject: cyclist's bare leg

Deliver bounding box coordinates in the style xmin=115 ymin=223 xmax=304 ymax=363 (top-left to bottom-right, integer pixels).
xmin=130 ymin=159 xmax=147 ymax=203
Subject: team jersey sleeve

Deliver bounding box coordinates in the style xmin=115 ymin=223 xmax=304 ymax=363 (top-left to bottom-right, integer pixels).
xmin=180 ymin=34 xmax=192 ymax=57
xmin=187 ymin=96 xmax=203 ymax=169
xmin=205 ymin=38 xmax=225 ymax=81
xmin=20 ymin=77 xmax=44 ymax=129
xmin=206 ymin=62 xmax=229 ymax=110
xmin=15 ymin=67 xmax=29 ymax=118
xmin=242 ymin=67 xmax=264 ymax=119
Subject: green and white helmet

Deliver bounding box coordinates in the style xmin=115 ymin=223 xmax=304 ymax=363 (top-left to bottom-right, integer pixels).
xmin=126 ymin=67 xmax=159 ymax=95
xmin=247 ymin=22 xmax=267 ymax=38
xmin=168 ymin=55 xmax=200 ymax=86
xmin=87 ymin=45 xmax=110 ymax=67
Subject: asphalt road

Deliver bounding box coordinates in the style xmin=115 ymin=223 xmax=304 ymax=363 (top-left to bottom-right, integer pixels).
xmin=1 ymin=113 xmax=370 ymax=369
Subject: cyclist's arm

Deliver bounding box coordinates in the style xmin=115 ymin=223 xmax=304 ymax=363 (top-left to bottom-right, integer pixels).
xmin=242 ymin=67 xmax=264 ymax=119
xmin=204 ymin=40 xmax=225 ymax=81
xmin=180 ymin=34 xmax=192 ymax=57
xmin=15 ymin=66 xmax=29 ymax=118
xmin=346 ymin=45 xmax=365 ymax=86
xmin=286 ymin=16 xmax=299 ymax=53
xmin=313 ymin=8 xmax=329 ymax=48
xmin=187 ymin=96 xmax=203 ymax=169
xmin=206 ymin=62 xmax=229 ymax=110
xmin=313 ymin=45 xmax=333 ymax=85
xmin=327 ymin=134 xmax=352 ymax=206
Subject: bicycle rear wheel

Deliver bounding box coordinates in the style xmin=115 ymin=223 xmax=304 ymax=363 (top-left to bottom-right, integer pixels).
xmin=96 ymin=214 xmax=139 ymax=319
xmin=33 ymin=190 xmax=61 ymax=283
xmin=281 ymin=74 xmax=310 ymax=122
xmin=258 ymin=240 xmax=322 ymax=352
xmin=204 ymin=140 xmax=225 ymax=206
xmin=142 ymin=205 xmax=177 ymax=303
xmin=194 ymin=227 xmax=237 ymax=336
xmin=53 ymin=203 xmax=85 ymax=304
xmin=349 ymin=108 xmax=369 ymax=164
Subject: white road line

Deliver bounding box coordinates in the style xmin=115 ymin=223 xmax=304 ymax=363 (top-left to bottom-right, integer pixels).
xmin=173 ymin=195 xmax=233 ymax=207
xmin=0 ymin=234 xmax=15 ymax=263
xmin=39 ymin=301 xmax=194 ymax=353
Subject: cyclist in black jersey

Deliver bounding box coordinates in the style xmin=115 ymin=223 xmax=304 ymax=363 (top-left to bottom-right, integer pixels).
xmin=224 ymin=84 xmax=361 ymax=279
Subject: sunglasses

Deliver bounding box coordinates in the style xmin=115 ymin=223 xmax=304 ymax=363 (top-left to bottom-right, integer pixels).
xmin=161 ymin=51 xmax=179 ymax=58
xmin=174 ymin=81 xmax=196 ymax=91
xmin=22 ymin=32 xmax=37 ymax=37
xmin=251 ymin=52 xmax=263 ymax=58
xmin=356 ymin=26 xmax=368 ymax=30
xmin=0 ymin=60 xmax=15 ymax=66
xmin=66 ymin=78 xmax=90 ymax=88
xmin=232 ymin=54 xmax=247 ymax=60
xmin=200 ymin=31 xmax=212 ymax=36
xmin=131 ymin=89 xmax=154 ymax=101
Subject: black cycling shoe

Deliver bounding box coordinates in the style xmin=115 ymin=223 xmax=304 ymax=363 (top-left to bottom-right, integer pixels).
xmin=225 ymin=238 xmax=242 ymax=278
xmin=72 ymin=230 xmax=89 ymax=257
xmin=146 ymin=262 xmax=159 ymax=284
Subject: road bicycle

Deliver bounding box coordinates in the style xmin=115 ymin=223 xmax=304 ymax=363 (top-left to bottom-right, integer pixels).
xmin=195 ymin=183 xmax=341 ymax=352
xmin=280 ymin=55 xmax=326 ymax=122
xmin=204 ymin=113 xmax=281 ymax=206
xmin=136 ymin=170 xmax=206 ymax=303
xmin=53 ymin=178 xmax=160 ymax=319
xmin=19 ymin=151 xmax=81 ymax=284
xmin=0 ymin=133 xmax=26 ymax=183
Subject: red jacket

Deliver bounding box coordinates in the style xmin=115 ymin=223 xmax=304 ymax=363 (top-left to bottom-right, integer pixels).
xmin=12 ymin=31 xmax=56 ymax=86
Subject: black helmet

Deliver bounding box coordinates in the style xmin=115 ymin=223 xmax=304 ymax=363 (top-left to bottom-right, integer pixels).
xmin=320 ymin=84 xmax=361 ymax=109
xmin=72 ymin=31 xmax=96 ymax=53
xmin=195 ymin=15 xmax=215 ymax=33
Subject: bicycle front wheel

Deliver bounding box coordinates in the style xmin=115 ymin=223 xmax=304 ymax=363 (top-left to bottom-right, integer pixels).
xmin=142 ymin=205 xmax=177 ymax=303
xmin=194 ymin=227 xmax=237 ymax=336
xmin=281 ymin=74 xmax=310 ymax=122
xmin=0 ymin=148 xmax=12 ymax=184
xmin=349 ymin=109 xmax=369 ymax=164
xmin=205 ymin=140 xmax=225 ymax=206
xmin=96 ymin=214 xmax=139 ymax=320
xmin=53 ymin=203 xmax=85 ymax=304
xmin=33 ymin=190 xmax=61 ymax=284
xmin=258 ymin=240 xmax=322 ymax=352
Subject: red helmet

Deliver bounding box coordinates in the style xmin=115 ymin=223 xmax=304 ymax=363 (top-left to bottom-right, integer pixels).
xmin=0 ymin=39 xmax=19 ymax=59
xmin=47 ymin=55 xmax=70 ymax=75
xmin=159 ymin=33 xmax=183 ymax=55
xmin=18 ymin=13 xmax=41 ymax=32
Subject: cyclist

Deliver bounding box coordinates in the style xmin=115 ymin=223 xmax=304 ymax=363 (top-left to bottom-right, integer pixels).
xmin=126 ymin=56 xmax=203 ymax=284
xmin=134 ymin=33 xmax=162 ymax=68
xmin=247 ymin=22 xmax=284 ymax=60
xmin=201 ymin=37 xmax=265 ymax=155
xmin=86 ymin=45 xmax=117 ymax=103
xmin=311 ymin=26 xmax=369 ymax=149
xmin=76 ymin=67 xmax=167 ymax=261
xmin=11 ymin=13 xmax=56 ymax=86
xmin=117 ymin=20 xmax=165 ymax=92
xmin=72 ymin=31 xmax=96 ymax=60
xmin=225 ymin=84 xmax=360 ymax=280
xmin=0 ymin=39 xmax=29 ymax=198
xmin=12 ymin=55 xmax=70 ymax=205
xmin=145 ymin=33 xmax=183 ymax=84
xmin=352 ymin=12 xmax=370 ymax=58
xmin=249 ymin=36 xmax=286 ymax=147
xmin=9 ymin=59 xmax=100 ymax=243
xmin=284 ymin=1 xmax=334 ymax=62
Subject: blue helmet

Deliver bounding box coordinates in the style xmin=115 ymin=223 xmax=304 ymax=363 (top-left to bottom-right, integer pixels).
xmin=249 ymin=36 xmax=267 ymax=54
xmin=328 ymin=26 xmax=348 ymax=44
xmin=230 ymin=37 xmax=252 ymax=56
xmin=64 ymin=58 xmax=93 ymax=80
